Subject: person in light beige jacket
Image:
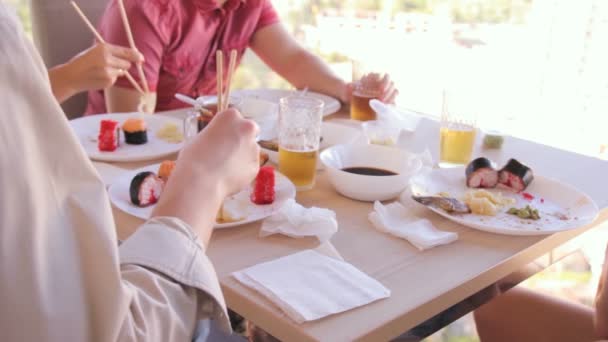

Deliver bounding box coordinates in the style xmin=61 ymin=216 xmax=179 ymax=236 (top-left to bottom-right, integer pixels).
xmin=0 ymin=4 xmax=259 ymax=341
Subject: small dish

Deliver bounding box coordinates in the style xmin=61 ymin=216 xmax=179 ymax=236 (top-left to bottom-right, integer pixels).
xmin=320 ymin=143 xmax=422 ymax=201
xmin=361 ymin=120 xmax=401 ymax=146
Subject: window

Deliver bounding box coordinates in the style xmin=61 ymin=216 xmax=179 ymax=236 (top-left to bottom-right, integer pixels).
xmin=10 ymin=0 xmax=608 ymax=157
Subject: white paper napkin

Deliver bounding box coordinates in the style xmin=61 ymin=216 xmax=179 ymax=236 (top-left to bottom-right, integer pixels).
xmin=232 ymin=249 xmax=390 ymax=323
xmin=369 ymin=201 xmax=458 ymax=250
xmin=260 ymin=199 xmax=338 ymax=242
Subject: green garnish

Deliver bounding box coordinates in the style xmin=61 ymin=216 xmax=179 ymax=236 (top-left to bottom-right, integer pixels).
xmin=507 ymin=205 xmax=540 ymax=220
xmin=483 ymin=133 xmax=504 ymax=149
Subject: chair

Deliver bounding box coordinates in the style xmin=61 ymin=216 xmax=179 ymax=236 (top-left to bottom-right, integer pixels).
xmin=30 ymin=0 xmax=107 ymax=119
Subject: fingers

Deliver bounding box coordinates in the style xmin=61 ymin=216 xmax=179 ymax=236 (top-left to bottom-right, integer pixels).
xmin=105 ymin=43 xmax=144 ymax=63
xmin=379 ymin=74 xmax=398 ymax=104
xmin=107 ymin=54 xmax=132 ymax=71
xmin=382 ymin=87 xmax=399 ymax=104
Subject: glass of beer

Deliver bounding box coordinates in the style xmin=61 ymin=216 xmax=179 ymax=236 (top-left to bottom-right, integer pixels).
xmin=350 ymin=73 xmax=383 ymax=121
xmin=439 ymin=90 xmax=477 ymax=167
xmin=278 ymin=96 xmax=324 ymax=190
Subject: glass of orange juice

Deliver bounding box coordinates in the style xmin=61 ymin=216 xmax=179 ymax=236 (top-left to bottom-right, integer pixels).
xmin=439 ymin=90 xmax=477 ymax=167
xmin=278 ymin=96 xmax=324 ymax=190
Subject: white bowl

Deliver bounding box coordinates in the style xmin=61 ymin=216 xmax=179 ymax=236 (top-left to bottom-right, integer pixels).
xmin=320 ymin=143 xmax=422 ymax=201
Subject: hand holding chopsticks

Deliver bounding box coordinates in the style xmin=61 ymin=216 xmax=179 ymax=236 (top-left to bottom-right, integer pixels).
xmin=215 ymin=48 xmax=238 ymax=222
xmin=70 ymin=1 xmax=144 ymax=95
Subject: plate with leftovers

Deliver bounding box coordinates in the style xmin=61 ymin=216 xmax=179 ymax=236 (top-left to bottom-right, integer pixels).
xmin=69 ymin=113 xmax=184 ymax=162
xmin=230 ymin=88 xmax=341 ymax=117
xmin=409 ymin=157 xmax=599 ymax=235
xmin=108 ymin=163 xmax=297 ymax=229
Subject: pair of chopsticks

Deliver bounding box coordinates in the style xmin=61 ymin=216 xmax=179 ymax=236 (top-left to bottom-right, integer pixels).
xmin=70 ymin=0 xmax=148 ymax=95
xmin=216 ymin=49 xmax=238 ymax=112
xmin=215 ymin=49 xmax=237 ymax=222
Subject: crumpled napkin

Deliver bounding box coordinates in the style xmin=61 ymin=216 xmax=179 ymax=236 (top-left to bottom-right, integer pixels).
xmin=370 ymin=99 xmax=422 ymax=132
xmin=260 ymin=199 xmax=338 ymax=242
xmin=368 ymin=200 xmax=458 ymax=250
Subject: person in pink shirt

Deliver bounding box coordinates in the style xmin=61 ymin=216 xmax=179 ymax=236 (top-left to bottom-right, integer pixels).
xmin=86 ymin=0 xmax=397 ymax=114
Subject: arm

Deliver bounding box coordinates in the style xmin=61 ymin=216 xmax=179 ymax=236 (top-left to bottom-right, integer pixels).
xmin=0 ymin=7 xmax=259 ymax=339
xmin=250 ymin=23 xmax=350 ymax=103
xmin=595 ymin=244 xmax=608 ymax=338
xmin=250 ymin=23 xmax=398 ymax=104
xmin=48 ymin=42 xmax=143 ymax=103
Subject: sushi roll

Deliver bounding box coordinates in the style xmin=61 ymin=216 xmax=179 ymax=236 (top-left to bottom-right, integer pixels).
xmin=157 ymin=160 xmax=176 ymax=182
xmin=129 ymin=171 xmax=164 ymax=207
xmin=122 ymin=118 xmax=148 ymax=145
xmin=465 ymin=157 xmax=498 ymax=188
xmin=98 ymin=119 xmax=120 ymax=152
xmin=498 ymin=158 xmax=534 ymax=192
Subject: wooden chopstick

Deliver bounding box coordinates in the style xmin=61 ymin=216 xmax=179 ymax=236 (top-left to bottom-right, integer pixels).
xmin=216 ymin=50 xmax=224 ymax=113
xmin=215 ymin=50 xmax=224 ymax=222
xmin=223 ymin=49 xmax=237 ymax=111
xmin=116 ymin=0 xmax=149 ymax=93
xmin=70 ymin=1 xmax=144 ymax=95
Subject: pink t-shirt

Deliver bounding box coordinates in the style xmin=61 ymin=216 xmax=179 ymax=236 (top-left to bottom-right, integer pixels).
xmin=86 ymin=0 xmax=279 ymax=114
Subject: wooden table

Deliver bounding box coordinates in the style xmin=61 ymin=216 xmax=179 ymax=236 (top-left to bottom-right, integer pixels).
xmin=98 ymin=107 xmax=608 ymax=342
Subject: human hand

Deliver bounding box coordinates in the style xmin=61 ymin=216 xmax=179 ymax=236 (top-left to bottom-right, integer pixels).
xmin=180 ymin=108 xmax=261 ymax=197
xmin=594 ymin=243 xmax=608 ymax=338
xmin=49 ymin=42 xmax=144 ymax=102
xmin=152 ymin=109 xmax=260 ymax=243
xmin=67 ymin=42 xmax=143 ymax=91
xmin=345 ymin=73 xmax=398 ymax=104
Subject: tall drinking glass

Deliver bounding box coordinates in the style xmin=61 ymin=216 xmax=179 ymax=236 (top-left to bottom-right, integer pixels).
xmin=439 ymin=90 xmax=477 ymax=167
xmin=278 ymin=96 xmax=324 ymax=191
xmin=350 ymin=59 xmax=385 ymax=121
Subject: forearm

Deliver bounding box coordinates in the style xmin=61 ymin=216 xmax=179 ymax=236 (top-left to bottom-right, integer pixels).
xmin=275 ymin=49 xmax=348 ymax=102
xmin=48 ymin=64 xmax=78 ymax=103
xmin=151 ymin=165 xmax=224 ymax=247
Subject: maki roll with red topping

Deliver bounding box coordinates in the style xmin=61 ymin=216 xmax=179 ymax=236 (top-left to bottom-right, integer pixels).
xmin=250 ymin=166 xmax=275 ymax=205
xmin=130 ymin=171 xmax=164 ymax=207
xmin=122 ymin=118 xmax=148 ymax=145
xmin=498 ymin=158 xmax=534 ymax=192
xmin=98 ymin=119 xmax=120 ymax=152
xmin=465 ymin=157 xmax=498 ymax=188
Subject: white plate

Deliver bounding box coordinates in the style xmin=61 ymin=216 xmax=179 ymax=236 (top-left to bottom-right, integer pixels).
xmin=409 ymin=167 xmax=599 ymax=236
xmin=261 ymin=121 xmax=361 ymax=168
xmin=70 ymin=113 xmax=184 ymax=162
xmin=108 ymin=164 xmax=296 ymax=229
xmin=231 ymin=88 xmax=341 ymax=117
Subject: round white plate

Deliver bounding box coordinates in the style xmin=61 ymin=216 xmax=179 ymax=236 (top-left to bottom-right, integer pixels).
xmin=70 ymin=113 xmax=184 ymax=162
xmin=231 ymin=88 xmax=341 ymax=117
xmin=261 ymin=121 xmax=361 ymax=168
xmin=108 ymin=164 xmax=296 ymax=229
xmin=409 ymin=167 xmax=599 ymax=236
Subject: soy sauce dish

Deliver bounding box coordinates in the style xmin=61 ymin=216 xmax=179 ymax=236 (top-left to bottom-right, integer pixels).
xmin=320 ymin=143 xmax=422 ymax=201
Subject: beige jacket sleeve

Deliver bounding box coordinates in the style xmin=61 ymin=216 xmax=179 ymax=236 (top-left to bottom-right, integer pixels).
xmin=0 ymin=5 xmax=229 ymax=341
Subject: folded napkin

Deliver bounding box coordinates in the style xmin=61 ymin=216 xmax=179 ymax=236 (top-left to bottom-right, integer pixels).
xmin=369 ymin=201 xmax=458 ymax=250
xmin=260 ymin=199 xmax=338 ymax=242
xmin=232 ymin=249 xmax=390 ymax=323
